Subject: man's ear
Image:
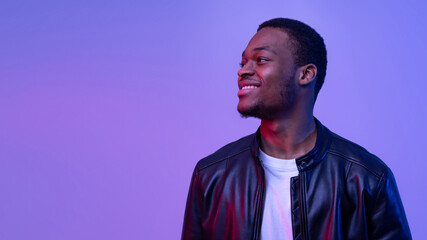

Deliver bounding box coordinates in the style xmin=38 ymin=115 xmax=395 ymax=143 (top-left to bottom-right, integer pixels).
xmin=298 ymin=64 xmax=317 ymax=86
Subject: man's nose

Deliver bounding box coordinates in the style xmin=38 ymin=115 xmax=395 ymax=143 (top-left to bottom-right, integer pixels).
xmin=238 ymin=61 xmax=255 ymax=78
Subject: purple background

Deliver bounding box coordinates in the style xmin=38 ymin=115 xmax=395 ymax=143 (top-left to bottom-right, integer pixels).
xmin=1 ymin=1 xmax=426 ymax=239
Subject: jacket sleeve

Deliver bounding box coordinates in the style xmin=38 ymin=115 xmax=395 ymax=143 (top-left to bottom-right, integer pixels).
xmin=369 ymin=168 xmax=412 ymax=239
xmin=181 ymin=167 xmax=203 ymax=240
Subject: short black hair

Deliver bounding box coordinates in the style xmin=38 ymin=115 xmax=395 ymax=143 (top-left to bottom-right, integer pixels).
xmin=258 ymin=18 xmax=327 ymax=99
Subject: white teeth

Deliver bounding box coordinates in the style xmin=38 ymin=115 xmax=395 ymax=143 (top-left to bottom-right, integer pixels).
xmin=241 ymin=85 xmax=258 ymax=90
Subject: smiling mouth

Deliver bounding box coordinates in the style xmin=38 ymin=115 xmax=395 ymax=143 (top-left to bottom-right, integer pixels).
xmin=238 ymin=85 xmax=259 ymax=97
xmin=240 ymin=85 xmax=259 ymax=90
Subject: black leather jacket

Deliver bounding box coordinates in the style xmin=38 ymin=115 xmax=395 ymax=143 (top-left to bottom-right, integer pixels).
xmin=182 ymin=120 xmax=411 ymax=239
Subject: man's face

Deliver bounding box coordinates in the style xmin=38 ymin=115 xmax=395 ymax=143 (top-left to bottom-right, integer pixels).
xmin=237 ymin=27 xmax=298 ymax=120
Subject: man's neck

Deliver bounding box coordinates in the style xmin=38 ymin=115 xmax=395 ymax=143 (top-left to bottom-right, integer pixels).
xmin=259 ymin=116 xmax=317 ymax=160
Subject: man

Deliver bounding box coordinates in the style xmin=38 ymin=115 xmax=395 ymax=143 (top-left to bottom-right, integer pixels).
xmin=182 ymin=18 xmax=411 ymax=240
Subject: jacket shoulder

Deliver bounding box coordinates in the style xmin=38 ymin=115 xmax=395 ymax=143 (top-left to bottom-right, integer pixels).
xmin=328 ymin=131 xmax=389 ymax=178
xmin=195 ymin=133 xmax=255 ymax=171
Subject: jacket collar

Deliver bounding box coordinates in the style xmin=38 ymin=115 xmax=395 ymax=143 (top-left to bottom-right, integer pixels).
xmin=251 ymin=118 xmax=332 ymax=171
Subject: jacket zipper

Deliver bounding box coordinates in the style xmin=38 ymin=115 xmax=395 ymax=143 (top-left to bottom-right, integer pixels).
xmin=300 ymin=171 xmax=308 ymax=240
xmin=253 ymin=161 xmax=266 ymax=240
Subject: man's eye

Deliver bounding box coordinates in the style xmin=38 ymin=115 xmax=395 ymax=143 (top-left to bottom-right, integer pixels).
xmin=239 ymin=62 xmax=245 ymax=67
xmin=257 ymin=58 xmax=268 ymax=64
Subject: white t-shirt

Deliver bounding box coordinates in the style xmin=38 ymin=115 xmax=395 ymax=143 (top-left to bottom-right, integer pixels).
xmin=258 ymin=148 xmax=299 ymax=240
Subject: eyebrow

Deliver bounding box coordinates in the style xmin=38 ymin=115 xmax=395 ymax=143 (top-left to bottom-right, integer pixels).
xmin=241 ymin=46 xmax=278 ymax=57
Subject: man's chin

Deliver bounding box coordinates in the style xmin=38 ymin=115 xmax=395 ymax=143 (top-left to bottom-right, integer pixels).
xmin=237 ymin=105 xmax=261 ymax=119
xmin=238 ymin=105 xmax=278 ymax=121
xmin=239 ymin=113 xmax=254 ymax=119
